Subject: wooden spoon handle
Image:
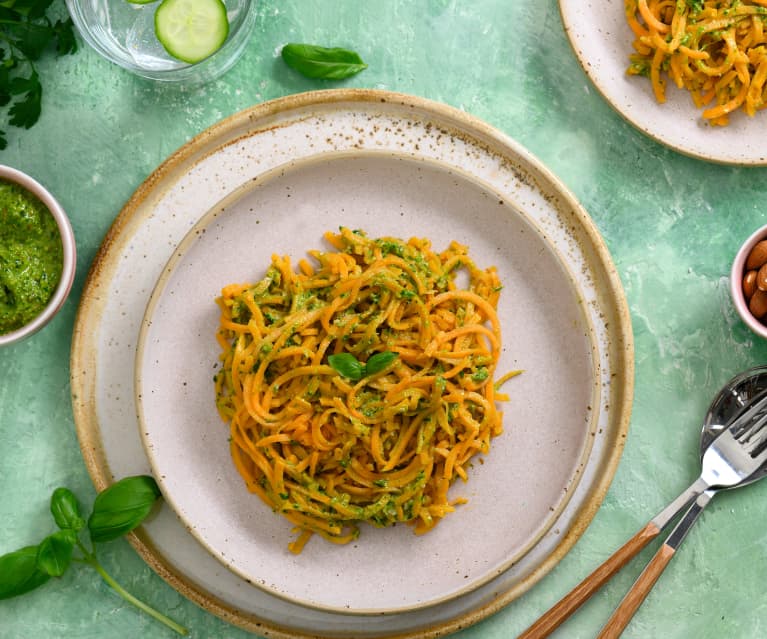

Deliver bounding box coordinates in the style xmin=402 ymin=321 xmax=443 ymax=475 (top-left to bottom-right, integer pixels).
xmin=595 ymin=543 xmax=675 ymax=639
xmin=517 ymin=522 xmax=660 ymax=639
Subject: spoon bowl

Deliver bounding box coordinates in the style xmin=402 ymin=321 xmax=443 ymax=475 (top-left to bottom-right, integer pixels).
xmin=701 ymin=365 xmax=767 ymax=472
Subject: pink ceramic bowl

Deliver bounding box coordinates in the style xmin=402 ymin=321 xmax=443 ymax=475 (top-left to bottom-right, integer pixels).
xmin=0 ymin=166 xmax=76 ymax=346
xmin=731 ymin=223 xmax=767 ymax=340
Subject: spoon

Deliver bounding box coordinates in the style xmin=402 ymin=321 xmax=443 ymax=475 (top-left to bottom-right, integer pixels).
xmin=594 ymin=365 xmax=767 ymax=637
xmin=519 ymin=365 xmax=767 ymax=639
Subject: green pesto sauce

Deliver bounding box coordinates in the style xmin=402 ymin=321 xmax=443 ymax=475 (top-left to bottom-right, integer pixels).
xmin=0 ymin=178 xmax=63 ymax=334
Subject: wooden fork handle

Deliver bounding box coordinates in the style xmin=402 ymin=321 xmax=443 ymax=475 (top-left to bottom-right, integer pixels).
xmin=594 ymin=489 xmax=711 ymax=638
xmin=517 ymin=522 xmax=660 ymax=639
xmin=595 ymin=543 xmax=675 ymax=639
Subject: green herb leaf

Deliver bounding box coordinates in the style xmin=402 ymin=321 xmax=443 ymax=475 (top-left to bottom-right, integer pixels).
xmin=281 ymin=43 xmax=368 ymax=80
xmin=53 ymin=18 xmax=77 ymax=56
xmin=6 ymin=21 xmax=53 ymax=61
xmin=7 ymin=0 xmax=55 ymax=20
xmin=0 ymin=2 xmax=77 ymax=147
xmin=8 ymin=70 xmax=41 ymax=129
xmin=0 ymin=545 xmax=51 ymax=600
xmin=36 ymin=530 xmax=77 ymax=577
xmin=364 ymin=351 xmax=399 ymax=376
xmin=50 ymin=487 xmax=85 ymax=532
xmin=328 ymin=352 xmax=365 ymax=380
xmin=88 ymin=475 xmax=162 ymax=543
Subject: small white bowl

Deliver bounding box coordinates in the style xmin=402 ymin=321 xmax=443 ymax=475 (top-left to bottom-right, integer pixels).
xmin=731 ymin=223 xmax=767 ymax=340
xmin=0 ymin=166 xmax=76 ymax=346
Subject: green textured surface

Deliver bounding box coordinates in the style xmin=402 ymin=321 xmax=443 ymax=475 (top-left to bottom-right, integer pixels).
xmin=2 ymin=1 xmax=767 ymax=638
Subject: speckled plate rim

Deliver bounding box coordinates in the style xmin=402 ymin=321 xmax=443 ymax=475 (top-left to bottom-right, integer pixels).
xmin=558 ymin=1 xmax=767 ymax=166
xmin=70 ymin=88 xmax=634 ymax=639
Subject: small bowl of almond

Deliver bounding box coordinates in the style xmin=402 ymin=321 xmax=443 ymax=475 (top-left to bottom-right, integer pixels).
xmin=732 ymin=224 xmax=767 ymax=339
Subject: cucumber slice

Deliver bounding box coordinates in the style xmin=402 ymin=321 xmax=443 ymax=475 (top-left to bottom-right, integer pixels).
xmin=154 ymin=0 xmax=230 ymax=64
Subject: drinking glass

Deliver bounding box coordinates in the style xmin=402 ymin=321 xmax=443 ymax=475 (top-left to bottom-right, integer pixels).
xmin=66 ymin=0 xmax=256 ymax=83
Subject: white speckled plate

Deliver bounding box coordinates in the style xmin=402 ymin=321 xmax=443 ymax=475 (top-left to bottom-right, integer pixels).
xmin=72 ymin=90 xmax=633 ymax=636
xmin=559 ymin=1 xmax=767 ymax=165
xmin=137 ymin=152 xmax=598 ymax=614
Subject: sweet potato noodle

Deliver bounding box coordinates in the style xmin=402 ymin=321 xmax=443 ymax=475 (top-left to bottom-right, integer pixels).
xmin=214 ymin=228 xmax=516 ymax=553
xmin=626 ymin=0 xmax=767 ymax=125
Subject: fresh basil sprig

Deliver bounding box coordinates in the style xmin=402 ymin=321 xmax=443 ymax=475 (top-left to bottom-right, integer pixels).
xmin=328 ymin=352 xmax=366 ymax=380
xmin=0 ymin=476 xmax=188 ymax=636
xmin=328 ymin=351 xmax=399 ymax=381
xmin=281 ymin=43 xmax=368 ymax=80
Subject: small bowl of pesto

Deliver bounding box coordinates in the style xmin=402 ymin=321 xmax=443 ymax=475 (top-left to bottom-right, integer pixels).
xmin=0 ymin=166 xmax=76 ymax=346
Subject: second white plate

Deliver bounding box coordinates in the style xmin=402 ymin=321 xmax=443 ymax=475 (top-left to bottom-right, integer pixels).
xmin=559 ymin=0 xmax=767 ymax=165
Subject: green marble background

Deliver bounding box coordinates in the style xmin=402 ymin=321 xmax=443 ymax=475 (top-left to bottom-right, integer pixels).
xmin=3 ymin=1 xmax=767 ymax=637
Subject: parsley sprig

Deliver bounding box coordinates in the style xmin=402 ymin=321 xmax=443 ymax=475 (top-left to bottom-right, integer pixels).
xmin=0 ymin=0 xmax=77 ymax=150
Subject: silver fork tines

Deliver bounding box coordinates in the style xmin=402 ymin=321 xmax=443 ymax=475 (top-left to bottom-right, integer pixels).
xmin=744 ymin=417 xmax=767 ymax=458
xmin=703 ymin=392 xmax=767 ymax=487
xmin=729 ymin=391 xmax=767 ymax=442
xmin=735 ymin=410 xmax=767 ymax=439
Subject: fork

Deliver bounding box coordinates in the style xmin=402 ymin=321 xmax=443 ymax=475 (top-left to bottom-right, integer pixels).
xmin=519 ymin=389 xmax=767 ymax=639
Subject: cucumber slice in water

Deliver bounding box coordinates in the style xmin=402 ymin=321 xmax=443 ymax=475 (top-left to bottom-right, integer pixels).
xmin=154 ymin=0 xmax=230 ymax=64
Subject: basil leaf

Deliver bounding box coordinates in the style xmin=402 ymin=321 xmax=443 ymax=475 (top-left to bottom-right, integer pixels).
xmin=281 ymin=43 xmax=367 ymax=80
xmin=364 ymin=351 xmax=399 ymax=376
xmin=0 ymin=545 xmax=50 ymax=599
xmin=50 ymin=487 xmax=85 ymax=531
xmin=88 ymin=475 xmax=161 ymax=543
xmin=328 ymin=353 xmax=365 ymax=380
xmin=36 ymin=530 xmax=77 ymax=577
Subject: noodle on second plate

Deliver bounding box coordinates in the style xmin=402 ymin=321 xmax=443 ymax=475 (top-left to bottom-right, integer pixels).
xmin=626 ymin=0 xmax=767 ymax=125
xmin=214 ymin=228 xmax=516 ymax=553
